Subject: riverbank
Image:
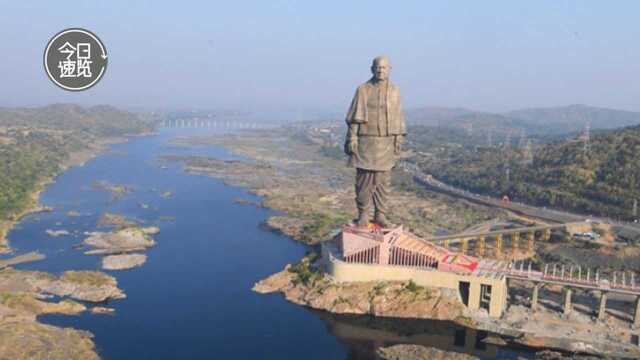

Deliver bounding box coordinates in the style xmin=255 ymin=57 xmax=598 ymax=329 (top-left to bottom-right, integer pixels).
xmin=167 ymin=128 xmax=640 ymax=359
xmin=164 ymin=129 xmax=504 ymax=245
xmin=0 ymin=132 xmax=147 ymax=359
xmin=0 ymin=266 xmax=125 ymax=360
xmin=255 ymin=254 xmax=640 ymax=359
xmin=0 ymin=135 xmax=136 ymax=254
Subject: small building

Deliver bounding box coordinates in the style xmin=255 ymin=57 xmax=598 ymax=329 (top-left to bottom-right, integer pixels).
xmin=322 ymin=224 xmax=508 ymax=317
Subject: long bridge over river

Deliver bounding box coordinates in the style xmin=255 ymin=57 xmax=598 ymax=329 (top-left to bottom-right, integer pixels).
xmin=161 ymin=118 xmax=277 ymax=129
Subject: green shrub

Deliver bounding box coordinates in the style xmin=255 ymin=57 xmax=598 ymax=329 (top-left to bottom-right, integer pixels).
xmin=404 ymin=280 xmax=423 ymax=293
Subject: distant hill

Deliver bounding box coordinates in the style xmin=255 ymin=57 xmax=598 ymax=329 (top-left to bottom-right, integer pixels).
xmin=415 ymin=124 xmax=640 ymax=219
xmin=507 ymin=104 xmax=640 ymax=135
xmin=406 ymin=104 xmax=640 ymax=138
xmin=0 ymin=104 xmax=151 ymax=232
xmin=0 ymin=103 xmax=150 ymax=137
xmin=406 ymin=107 xmax=476 ymax=126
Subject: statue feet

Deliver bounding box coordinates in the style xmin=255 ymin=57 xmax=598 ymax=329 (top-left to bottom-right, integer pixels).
xmin=374 ymin=213 xmax=395 ymax=228
xmin=355 ymin=212 xmax=370 ymax=228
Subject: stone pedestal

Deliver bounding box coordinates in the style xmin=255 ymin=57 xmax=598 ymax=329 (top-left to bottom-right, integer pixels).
xmin=563 ymin=288 xmax=572 ymax=315
xmin=598 ymin=292 xmax=607 ymax=320
xmin=527 ymin=232 xmax=535 ymax=252
xmin=511 ymin=233 xmax=519 ymax=256
xmin=634 ymin=296 xmax=640 ymax=328
xmin=477 ymin=236 xmax=486 ymax=257
xmin=531 ymin=284 xmax=541 ymax=310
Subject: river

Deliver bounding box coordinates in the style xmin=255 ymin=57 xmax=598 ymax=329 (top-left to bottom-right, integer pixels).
xmin=4 ymin=128 xmax=533 ymax=359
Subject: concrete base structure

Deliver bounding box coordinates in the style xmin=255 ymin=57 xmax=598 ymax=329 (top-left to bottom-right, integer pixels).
xmin=634 ymin=297 xmax=640 ymax=328
xmin=531 ymin=284 xmax=541 ymax=310
xmin=598 ymin=292 xmax=607 ymax=320
xmin=323 ymin=240 xmax=508 ymax=318
xmin=563 ymin=289 xmax=573 ymax=315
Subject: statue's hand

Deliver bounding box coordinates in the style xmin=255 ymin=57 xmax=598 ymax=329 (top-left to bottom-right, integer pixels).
xmin=394 ymin=135 xmax=404 ymax=155
xmin=344 ymin=137 xmax=358 ymax=155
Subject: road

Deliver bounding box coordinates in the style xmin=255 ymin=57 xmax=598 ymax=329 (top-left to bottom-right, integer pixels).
xmin=399 ymin=162 xmax=640 ymax=237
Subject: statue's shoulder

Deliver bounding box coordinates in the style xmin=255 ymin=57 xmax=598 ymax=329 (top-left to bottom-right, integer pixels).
xmin=356 ymin=81 xmax=373 ymax=92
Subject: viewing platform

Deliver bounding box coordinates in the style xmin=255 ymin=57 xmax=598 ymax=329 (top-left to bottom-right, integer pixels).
xmin=322 ymin=224 xmax=508 ymax=317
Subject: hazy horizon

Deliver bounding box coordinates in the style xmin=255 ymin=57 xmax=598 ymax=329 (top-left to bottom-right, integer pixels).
xmin=1 ymin=1 xmax=639 ymax=113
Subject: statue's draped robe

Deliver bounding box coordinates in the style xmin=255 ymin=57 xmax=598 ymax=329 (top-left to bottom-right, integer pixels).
xmin=345 ymin=79 xmax=406 ymax=171
xmin=345 ymin=78 xmax=406 ymax=218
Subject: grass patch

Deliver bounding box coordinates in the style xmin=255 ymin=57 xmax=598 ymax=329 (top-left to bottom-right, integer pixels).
xmin=61 ymin=271 xmax=112 ymax=287
xmin=332 ymin=296 xmax=351 ymax=307
xmin=368 ymin=282 xmax=388 ymax=302
xmin=301 ymin=213 xmax=350 ymax=242
xmin=455 ymin=315 xmax=474 ymax=326
xmin=0 ymin=292 xmax=40 ymax=313
xmin=288 ymin=252 xmax=322 ymax=286
xmin=404 ymin=280 xmax=424 ymax=293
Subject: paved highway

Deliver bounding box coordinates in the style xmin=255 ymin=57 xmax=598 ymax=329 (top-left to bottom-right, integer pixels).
xmin=399 ymin=162 xmax=640 ymax=237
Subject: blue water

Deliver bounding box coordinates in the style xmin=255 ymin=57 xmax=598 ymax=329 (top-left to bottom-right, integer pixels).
xmin=3 ymin=129 xmax=534 ymax=359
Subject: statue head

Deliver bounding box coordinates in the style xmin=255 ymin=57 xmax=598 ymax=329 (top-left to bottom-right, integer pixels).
xmin=371 ymin=56 xmax=391 ymax=82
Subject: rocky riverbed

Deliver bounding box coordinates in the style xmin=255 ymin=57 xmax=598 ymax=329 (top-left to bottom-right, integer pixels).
xmin=164 ymin=129 xmax=504 ymax=245
xmin=0 ymin=136 xmax=130 ymax=255
xmin=170 ymin=129 xmax=640 ymax=358
xmin=101 ymin=254 xmax=147 ymax=270
xmin=0 ymin=265 xmax=126 ymax=360
xmin=376 ymin=344 xmax=479 ymax=360
xmin=253 ymin=255 xmax=471 ymax=324
xmin=254 ymin=254 xmax=640 ymax=359
xmin=81 ymin=225 xmax=158 ymax=270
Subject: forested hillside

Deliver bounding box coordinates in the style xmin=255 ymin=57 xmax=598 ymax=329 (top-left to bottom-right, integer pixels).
xmin=0 ymin=104 xmax=151 ymax=227
xmin=407 ymin=104 xmax=640 ymax=137
xmin=413 ymin=125 xmax=640 ymax=219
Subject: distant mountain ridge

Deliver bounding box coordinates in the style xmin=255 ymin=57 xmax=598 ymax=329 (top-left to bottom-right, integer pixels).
xmin=407 ymin=104 xmax=640 ymax=136
xmin=415 ymin=123 xmax=640 ymax=219
xmin=507 ymin=104 xmax=640 ymax=134
xmin=0 ymin=103 xmax=150 ymax=137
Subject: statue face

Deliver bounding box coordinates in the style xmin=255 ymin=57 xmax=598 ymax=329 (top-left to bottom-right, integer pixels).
xmin=371 ymin=59 xmax=390 ymax=81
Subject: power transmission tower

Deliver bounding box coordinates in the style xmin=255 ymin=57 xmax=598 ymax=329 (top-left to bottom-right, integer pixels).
xmin=518 ymin=129 xmax=527 ymax=148
xmin=583 ymin=121 xmax=591 ymax=156
xmin=504 ymin=130 xmax=512 ymax=150
xmin=522 ymin=139 xmax=533 ymax=165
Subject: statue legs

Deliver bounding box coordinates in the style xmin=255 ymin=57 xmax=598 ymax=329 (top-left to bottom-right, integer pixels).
xmin=355 ymin=168 xmax=392 ymax=227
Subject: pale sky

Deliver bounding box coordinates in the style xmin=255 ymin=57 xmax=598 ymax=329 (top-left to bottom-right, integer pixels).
xmin=1 ymin=1 xmax=638 ymax=113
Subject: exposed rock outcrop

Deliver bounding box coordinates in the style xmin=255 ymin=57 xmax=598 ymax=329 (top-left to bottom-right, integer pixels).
xmin=0 ymin=268 xmax=125 ymax=303
xmin=253 ymin=259 xmax=469 ymax=324
xmin=0 ymin=304 xmax=99 ymax=360
xmin=83 ymin=227 xmax=156 ymax=250
xmin=102 ymin=254 xmax=147 ymax=270
xmin=81 ymin=225 xmax=158 ymax=271
xmin=90 ymin=306 xmax=115 ymax=315
xmin=376 ymin=344 xmax=479 ymax=360
xmin=45 ymin=229 xmax=70 ymax=237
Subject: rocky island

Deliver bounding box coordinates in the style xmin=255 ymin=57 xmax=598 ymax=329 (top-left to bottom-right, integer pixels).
xmin=82 ymin=224 xmax=159 ymax=270
xmin=0 ymin=104 xmax=151 ymax=359
xmin=0 ymin=265 xmax=126 ymax=360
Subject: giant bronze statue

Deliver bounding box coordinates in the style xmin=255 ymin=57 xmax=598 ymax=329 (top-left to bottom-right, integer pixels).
xmin=344 ymin=56 xmax=406 ymax=228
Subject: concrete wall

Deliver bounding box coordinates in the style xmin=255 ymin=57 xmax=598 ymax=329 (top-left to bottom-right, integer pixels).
xmin=323 ymin=244 xmax=507 ymax=317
